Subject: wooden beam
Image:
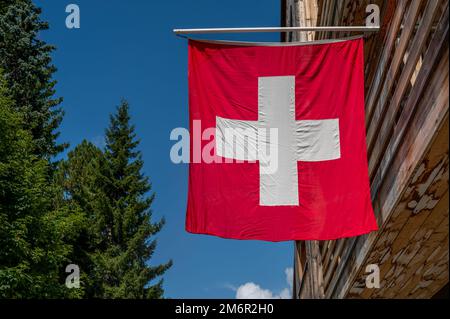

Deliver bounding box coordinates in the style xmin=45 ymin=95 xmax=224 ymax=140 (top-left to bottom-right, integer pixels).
xmin=368 ymin=0 xmax=444 ymax=180
xmin=408 ymin=242 xmax=448 ymax=298
xmin=322 ymin=240 xmax=336 ymax=273
xmin=323 ymin=239 xmax=346 ymax=290
xmin=401 ymin=238 xmax=448 ymax=298
xmin=383 ymin=195 xmax=449 ymax=298
xmin=366 ymin=0 xmax=423 ymax=159
xmin=364 ymin=0 xmax=398 ymax=92
xmin=356 ymin=10 xmax=448 ymax=298
xmin=305 ymin=241 xmax=325 ymax=298
xmin=364 ymin=168 xmax=449 ymax=298
xmin=294 ymin=241 xmax=306 ymax=298
xmin=364 ymin=0 xmax=407 ymax=118
xmin=331 ymin=52 xmax=449 ymax=298
xmin=371 ymin=4 xmax=449 ymax=198
xmin=326 ymin=237 xmax=358 ymax=298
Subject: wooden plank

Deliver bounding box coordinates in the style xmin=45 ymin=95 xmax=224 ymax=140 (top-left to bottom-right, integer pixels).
xmin=380 ymin=53 xmax=448 ymax=195
xmin=315 ymin=0 xmax=325 ymax=40
xmin=298 ymin=241 xmax=311 ymax=298
xmin=321 ymin=0 xmax=331 ymax=39
xmin=299 ymin=262 xmax=311 ymax=298
xmin=342 ymin=107 xmax=449 ymax=299
xmin=381 ymin=236 xmax=447 ymax=298
xmin=363 ymin=0 xmax=395 ymax=81
xmin=385 ymin=200 xmax=449 ymax=298
xmin=298 ymin=0 xmax=307 ymax=41
xmin=368 ymin=0 xmax=444 ymax=179
xmin=340 ymin=76 xmax=449 ymax=298
xmin=366 ymin=0 xmax=421 ymax=131
xmin=319 ymin=0 xmax=327 ymax=36
xmin=370 ymin=5 xmax=449 ymax=198
xmin=305 ymin=241 xmax=325 ymax=298
xmin=407 ymin=239 xmax=449 ymax=298
xmin=322 ymin=240 xmax=336 ymax=272
xmin=323 ymin=238 xmax=346 ymax=290
xmin=364 ymin=1 xmax=398 ymax=99
xmin=355 ymin=173 xmax=448 ymax=298
xmin=358 ymin=119 xmax=450 ymax=298
xmin=370 ymin=190 xmax=449 ymax=298
xmin=374 ymin=53 xmax=448 ymax=223
xmin=293 ymin=241 xmax=302 ymax=298
xmin=332 ymin=0 xmax=346 ymax=38
xmin=366 ymin=0 xmax=423 ymax=154
xmin=320 ymin=240 xmax=328 ymax=258
xmin=332 ymin=66 xmax=449 ymax=298
xmin=304 ymin=0 xmax=312 ymax=40
xmin=326 ymin=237 xmax=357 ymax=298
xmin=325 ymin=0 xmax=337 ymax=39
xmin=364 ymin=0 xmax=408 ymax=124
xmin=347 ymin=0 xmax=368 ymax=39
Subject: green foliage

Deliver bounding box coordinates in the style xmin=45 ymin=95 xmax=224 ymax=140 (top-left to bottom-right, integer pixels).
xmin=0 ymin=0 xmax=76 ymax=298
xmin=0 ymin=74 xmax=83 ymax=298
xmin=54 ymin=141 xmax=103 ymax=297
xmin=0 ymin=0 xmax=172 ymax=299
xmin=58 ymin=101 xmax=172 ymax=298
xmin=101 ymin=100 xmax=172 ymax=298
xmin=0 ymin=0 xmax=65 ymax=158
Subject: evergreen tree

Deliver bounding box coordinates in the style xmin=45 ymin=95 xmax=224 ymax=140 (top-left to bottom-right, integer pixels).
xmin=99 ymin=100 xmax=172 ymax=298
xmin=55 ymin=141 xmax=104 ymax=298
xmin=0 ymin=0 xmax=65 ymax=158
xmin=1 ymin=1 xmax=171 ymax=298
xmin=58 ymin=101 xmax=172 ymax=298
xmin=0 ymin=1 xmax=78 ymax=298
xmin=0 ymin=73 xmax=83 ymax=298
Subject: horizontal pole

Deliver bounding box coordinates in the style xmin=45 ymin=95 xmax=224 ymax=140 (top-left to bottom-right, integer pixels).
xmin=173 ymin=26 xmax=380 ymax=34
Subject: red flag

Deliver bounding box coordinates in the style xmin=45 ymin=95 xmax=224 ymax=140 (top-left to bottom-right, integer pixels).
xmin=186 ymin=38 xmax=378 ymax=241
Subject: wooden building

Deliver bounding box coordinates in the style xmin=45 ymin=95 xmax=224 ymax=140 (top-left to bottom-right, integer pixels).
xmin=282 ymin=0 xmax=449 ymax=299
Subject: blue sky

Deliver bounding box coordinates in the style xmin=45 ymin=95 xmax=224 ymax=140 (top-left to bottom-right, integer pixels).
xmin=34 ymin=0 xmax=293 ymax=298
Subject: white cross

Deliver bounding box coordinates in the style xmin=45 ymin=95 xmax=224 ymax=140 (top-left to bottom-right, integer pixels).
xmin=216 ymin=76 xmax=341 ymax=206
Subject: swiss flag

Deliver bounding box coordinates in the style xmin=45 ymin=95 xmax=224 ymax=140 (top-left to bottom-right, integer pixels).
xmin=186 ymin=38 xmax=378 ymax=241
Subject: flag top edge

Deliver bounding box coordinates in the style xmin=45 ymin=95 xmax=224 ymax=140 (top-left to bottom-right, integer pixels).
xmin=185 ymin=35 xmax=363 ymax=47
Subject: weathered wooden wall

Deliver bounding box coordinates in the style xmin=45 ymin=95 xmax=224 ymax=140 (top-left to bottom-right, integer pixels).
xmin=283 ymin=0 xmax=319 ymax=41
xmin=285 ymin=0 xmax=449 ymax=299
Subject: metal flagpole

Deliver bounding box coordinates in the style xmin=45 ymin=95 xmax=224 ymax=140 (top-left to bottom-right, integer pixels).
xmin=173 ymin=26 xmax=379 ymax=34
